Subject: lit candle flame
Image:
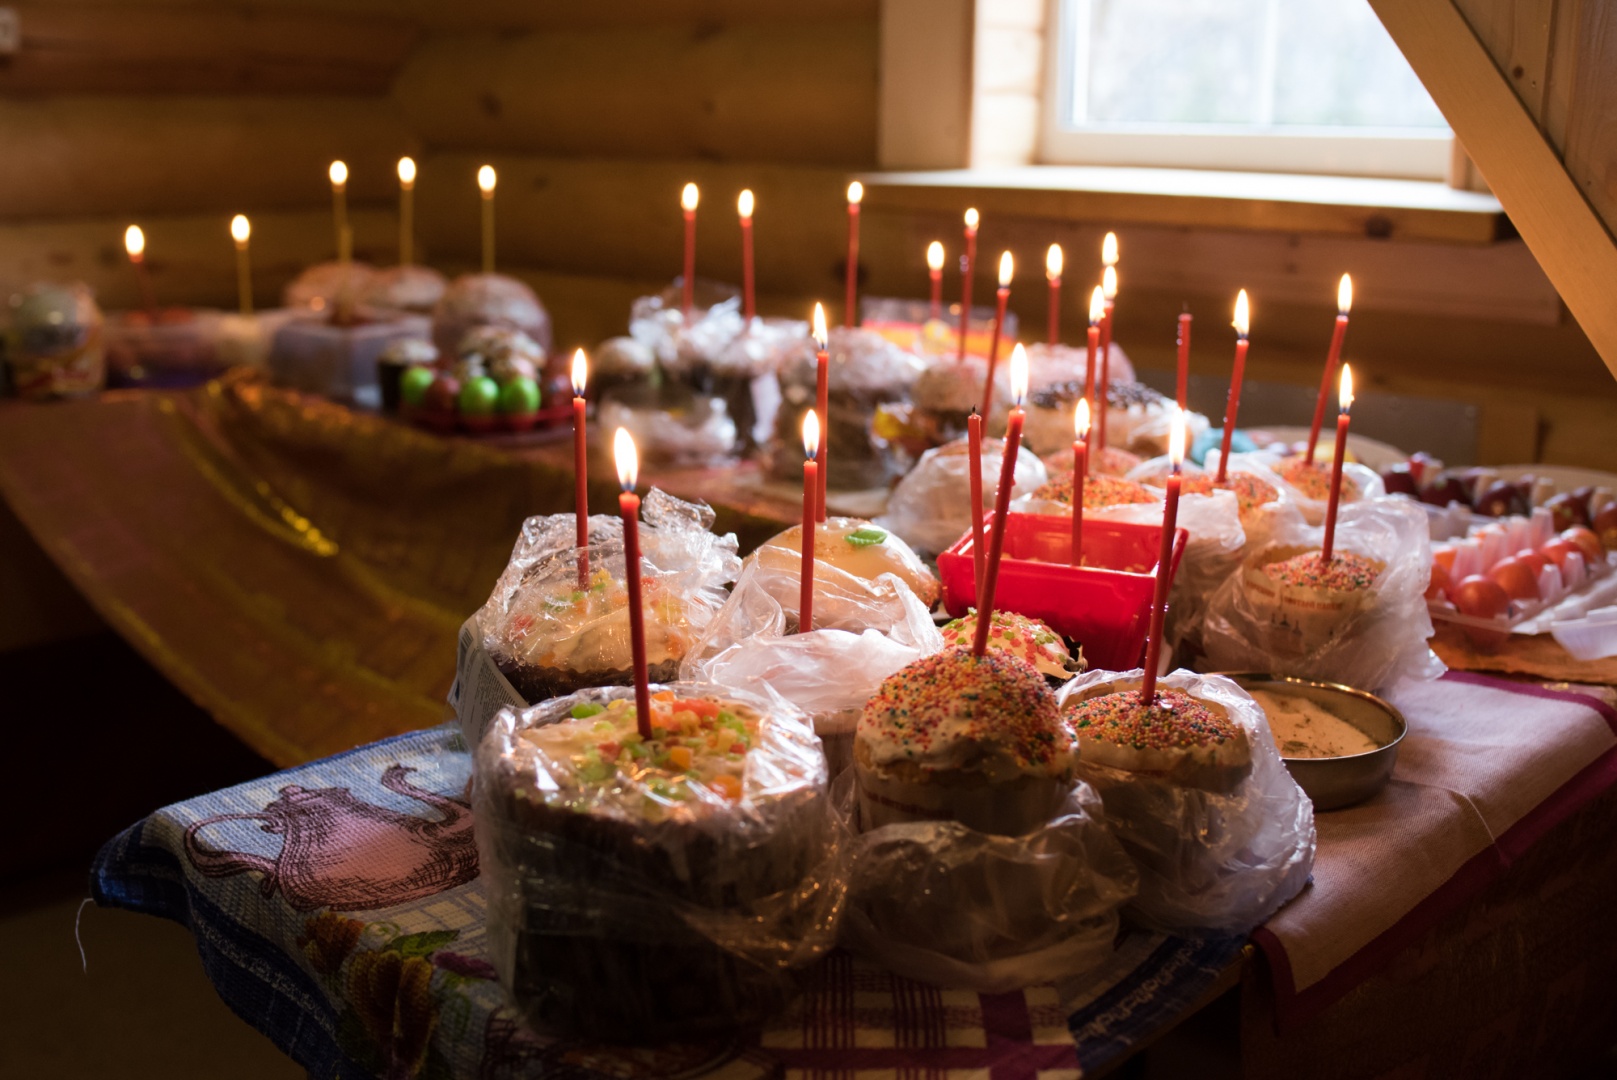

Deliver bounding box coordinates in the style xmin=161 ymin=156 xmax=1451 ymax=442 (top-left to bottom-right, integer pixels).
xmin=1337 ymin=273 xmax=1353 ymax=316
xmin=1102 ymin=231 xmax=1119 ymax=267
xmin=230 ymin=215 xmax=250 ymax=244
xmin=1075 ymin=397 xmax=1091 ymax=438
xmin=1088 ymin=285 xmax=1105 ymax=325
xmin=1010 ymin=343 xmax=1029 ymax=406
xmin=998 ymin=251 xmax=1014 ymax=287
xmin=847 ymin=180 xmax=864 ymax=205
xmin=1169 ymin=406 xmax=1187 ymax=470
xmin=571 ymin=348 xmax=588 ymax=398
xmin=1046 ymin=243 xmax=1063 ymax=280
xmin=681 ymin=182 xmax=700 ymax=212
xmin=1102 ymin=264 xmax=1118 ymax=301
xmin=803 ymin=409 xmax=821 ymax=459
xmin=812 ymin=302 xmax=828 ymax=350
xmin=926 ymin=241 xmax=945 ymax=272
xmin=124 ymin=225 xmax=145 ymax=259
xmin=478 ymin=165 xmax=496 ymax=194
xmin=329 ymin=160 xmax=347 ymax=188
xmin=614 ymin=428 xmax=639 ymax=492
xmin=964 ymin=207 xmax=979 ymax=231
xmin=1339 ymin=362 xmax=1354 ymax=413
xmin=397 ymin=156 xmax=416 ymax=186
xmin=1233 ymin=289 xmax=1250 ymax=338
xmin=737 ymin=189 xmax=754 ymax=219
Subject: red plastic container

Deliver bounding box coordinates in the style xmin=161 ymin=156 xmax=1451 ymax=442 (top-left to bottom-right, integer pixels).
xmin=938 ymin=511 xmax=1189 ymax=671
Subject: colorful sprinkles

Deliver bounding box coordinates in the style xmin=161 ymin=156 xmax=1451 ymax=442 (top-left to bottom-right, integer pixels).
xmin=940 ymin=610 xmax=1073 ymax=675
xmin=1032 ymin=472 xmax=1157 ymax=509
xmin=1147 ymin=471 xmax=1279 ymax=516
xmin=1066 ymin=688 xmax=1237 ymax=751
xmin=1278 ymin=457 xmax=1362 ymax=502
xmin=1265 ymin=549 xmax=1383 ymax=591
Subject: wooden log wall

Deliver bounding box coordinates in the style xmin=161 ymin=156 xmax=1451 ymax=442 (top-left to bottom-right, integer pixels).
xmin=1 ymin=0 xmax=1614 ymax=469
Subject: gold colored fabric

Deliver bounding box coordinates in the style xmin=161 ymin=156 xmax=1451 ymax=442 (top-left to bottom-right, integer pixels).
xmin=0 ymin=371 xmax=795 ymax=766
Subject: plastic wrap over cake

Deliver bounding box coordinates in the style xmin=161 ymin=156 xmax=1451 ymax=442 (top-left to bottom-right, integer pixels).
xmin=1058 ymin=668 xmax=1316 ymax=933
xmin=683 ymin=552 xmax=945 ymax=777
xmin=835 ymin=772 xmax=1137 ymax=991
xmin=472 ymin=490 xmax=741 ymax=729
xmin=881 ymin=436 xmax=1049 ymax=558
xmin=1202 ymin=496 xmax=1443 ymax=692
xmin=628 ymin=281 xmax=743 ymax=369
xmin=598 ymin=395 xmax=737 ymax=466
xmin=432 ymin=273 xmax=552 ymax=356
xmin=475 ymin=680 xmax=844 ymax=1041
xmin=1253 ymin=451 xmax=1387 ymax=528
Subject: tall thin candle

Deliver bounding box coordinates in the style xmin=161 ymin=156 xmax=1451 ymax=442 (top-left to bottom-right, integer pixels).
xmin=1175 ymin=308 xmax=1192 ymax=412
xmin=967 ymin=409 xmax=985 ymax=607
xmin=230 ymin=215 xmax=253 ymax=316
xmin=680 ymin=183 xmax=699 ymax=316
xmin=1046 ymin=244 xmax=1063 ymax=345
xmin=123 ymin=225 xmax=157 ymax=316
xmin=738 ymin=189 xmax=756 ymax=322
xmin=614 ymin=428 xmax=652 ymax=739
xmin=800 ymin=410 xmax=820 ymax=632
xmin=982 ymin=251 xmax=1013 ymax=415
xmin=974 ymin=345 xmax=1028 ymax=656
xmin=1320 ymin=364 xmax=1355 ymax=564
xmin=957 ymin=208 xmax=979 ymax=362
xmin=1098 ymin=234 xmax=1119 ymax=448
xmin=1072 ymin=398 xmax=1090 ymax=567
xmin=1085 ymin=287 xmax=1104 ymax=440
xmin=478 ymin=165 xmax=497 ymax=274
xmin=1307 ymin=274 xmax=1353 ymax=464
xmin=1140 ymin=408 xmax=1187 ymax=703
xmin=397 ymin=157 xmax=416 ymax=266
xmin=927 ymin=242 xmax=945 ymax=321
xmin=845 ymin=181 xmax=863 ymax=328
xmin=1215 ymin=290 xmax=1251 ymax=484
xmin=572 ymin=349 xmax=590 ymax=587
xmin=812 ymin=303 xmax=830 ymax=522
xmin=329 ymin=161 xmax=351 ymax=264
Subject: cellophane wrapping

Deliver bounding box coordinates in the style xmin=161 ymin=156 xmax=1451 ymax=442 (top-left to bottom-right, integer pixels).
xmin=1201 ymin=496 xmax=1444 ymax=692
xmin=881 ymin=436 xmax=1049 ymax=558
xmin=628 ymin=281 xmax=744 ymax=371
xmin=683 ymin=550 xmax=944 ymax=776
xmin=598 ymin=396 xmax=738 ymax=465
xmin=835 ymin=771 xmax=1138 ymax=991
xmin=475 ymin=681 xmax=845 ymax=1042
xmin=1058 ymin=668 xmax=1316 ymax=933
xmin=471 ymin=491 xmax=741 ymax=736
xmin=1252 ymin=451 xmax=1388 ymax=527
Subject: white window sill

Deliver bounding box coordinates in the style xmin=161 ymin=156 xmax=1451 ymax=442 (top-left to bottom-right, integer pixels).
xmin=857 ymin=165 xmax=1507 ymax=245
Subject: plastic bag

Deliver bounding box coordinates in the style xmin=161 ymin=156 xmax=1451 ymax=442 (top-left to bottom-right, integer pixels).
xmin=628 ymin=280 xmax=743 ymax=369
xmin=705 ymin=317 xmax=806 ymax=448
xmin=880 ymin=436 xmax=1050 ymax=558
xmin=1023 ymin=377 xmax=1206 ymax=459
xmin=1058 ymin=668 xmax=1316 ymax=933
xmin=683 ymin=551 xmax=945 ymax=776
xmin=835 ymin=771 xmax=1137 ymax=991
xmin=471 ymin=489 xmax=741 ymax=731
xmin=1250 ymin=451 xmax=1388 ymax=527
xmin=431 ymin=273 xmax=552 ymax=356
xmin=1202 ymin=496 xmax=1444 ymax=692
xmin=597 ymin=395 xmax=737 ymax=466
xmin=475 ymin=680 xmax=844 ymax=1042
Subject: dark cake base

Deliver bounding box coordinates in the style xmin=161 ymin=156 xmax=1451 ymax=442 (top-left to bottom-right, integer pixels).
xmin=497 ymin=658 xmax=682 ymax=706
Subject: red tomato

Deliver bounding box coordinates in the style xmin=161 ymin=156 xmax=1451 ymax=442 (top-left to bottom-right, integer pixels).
xmin=1486 ymin=556 xmax=1540 ymax=602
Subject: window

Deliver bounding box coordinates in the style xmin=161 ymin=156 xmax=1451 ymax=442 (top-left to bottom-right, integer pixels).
xmin=1043 ymin=0 xmax=1453 ymax=179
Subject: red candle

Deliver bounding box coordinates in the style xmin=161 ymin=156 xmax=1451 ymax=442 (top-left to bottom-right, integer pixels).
xmin=1307 ymin=274 xmax=1353 ymax=464
xmin=1097 ymin=265 xmax=1117 ymax=450
xmin=800 ymin=410 xmax=820 ymax=631
xmin=572 ymin=349 xmax=590 ymax=588
xmin=1072 ymin=398 xmax=1090 ymax=567
xmin=1046 ymin=244 xmax=1063 ymax=345
xmin=680 ymin=182 xmax=699 ymax=316
xmin=967 ymin=409 xmax=985 ymax=606
xmin=1084 ymin=287 xmax=1103 ymax=439
xmin=1140 ymin=408 xmax=1187 ymax=703
xmin=1320 ymin=364 xmax=1355 ymax=564
xmin=613 ymin=428 xmax=652 ymax=739
xmin=974 ymin=345 xmax=1028 ymax=655
xmin=927 ymin=241 xmax=945 ymax=322
xmin=738 ymin=189 xmax=756 ymax=323
xmin=1216 ymin=289 xmax=1251 ymax=485
xmin=845 ymin=181 xmax=863 ymax=328
xmin=981 ymin=251 xmax=1013 ymax=416
xmin=123 ymin=225 xmax=158 ymax=317
xmin=957 ymin=208 xmax=979 ymax=363
xmin=1175 ymin=309 xmax=1192 ymax=413
xmin=812 ymin=303 xmax=830 ymax=522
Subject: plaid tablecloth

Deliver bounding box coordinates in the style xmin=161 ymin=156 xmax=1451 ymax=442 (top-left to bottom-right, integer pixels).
xmin=92 ymin=723 xmax=1244 ymax=1080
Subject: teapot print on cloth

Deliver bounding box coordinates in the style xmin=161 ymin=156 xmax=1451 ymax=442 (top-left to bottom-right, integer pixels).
xmin=184 ymin=764 xmax=478 ymax=912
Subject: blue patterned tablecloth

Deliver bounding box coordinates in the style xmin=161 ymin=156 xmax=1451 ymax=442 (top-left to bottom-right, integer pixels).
xmin=93 ymin=724 xmax=1244 ymax=1080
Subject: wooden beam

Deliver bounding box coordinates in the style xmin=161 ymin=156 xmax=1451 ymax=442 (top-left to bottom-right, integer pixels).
xmin=1369 ymin=0 xmax=1617 ymax=380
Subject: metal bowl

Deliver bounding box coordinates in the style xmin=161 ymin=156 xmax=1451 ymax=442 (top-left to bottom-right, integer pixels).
xmin=1224 ymin=673 xmax=1407 ymax=811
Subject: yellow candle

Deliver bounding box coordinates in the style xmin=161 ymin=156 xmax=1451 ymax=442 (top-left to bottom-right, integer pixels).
xmin=478 ymin=165 xmax=497 ymax=274
xmin=397 ymin=156 xmax=416 ymax=267
xmin=230 ymin=214 xmax=252 ymax=316
xmin=329 ymin=160 xmax=351 ymax=264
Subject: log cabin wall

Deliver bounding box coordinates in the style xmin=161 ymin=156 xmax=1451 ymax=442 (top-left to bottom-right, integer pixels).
xmin=1 ymin=0 xmax=1613 ymax=470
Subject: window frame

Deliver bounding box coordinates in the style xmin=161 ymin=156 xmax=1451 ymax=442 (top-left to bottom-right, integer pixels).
xmin=1038 ymin=0 xmax=1455 ymax=181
